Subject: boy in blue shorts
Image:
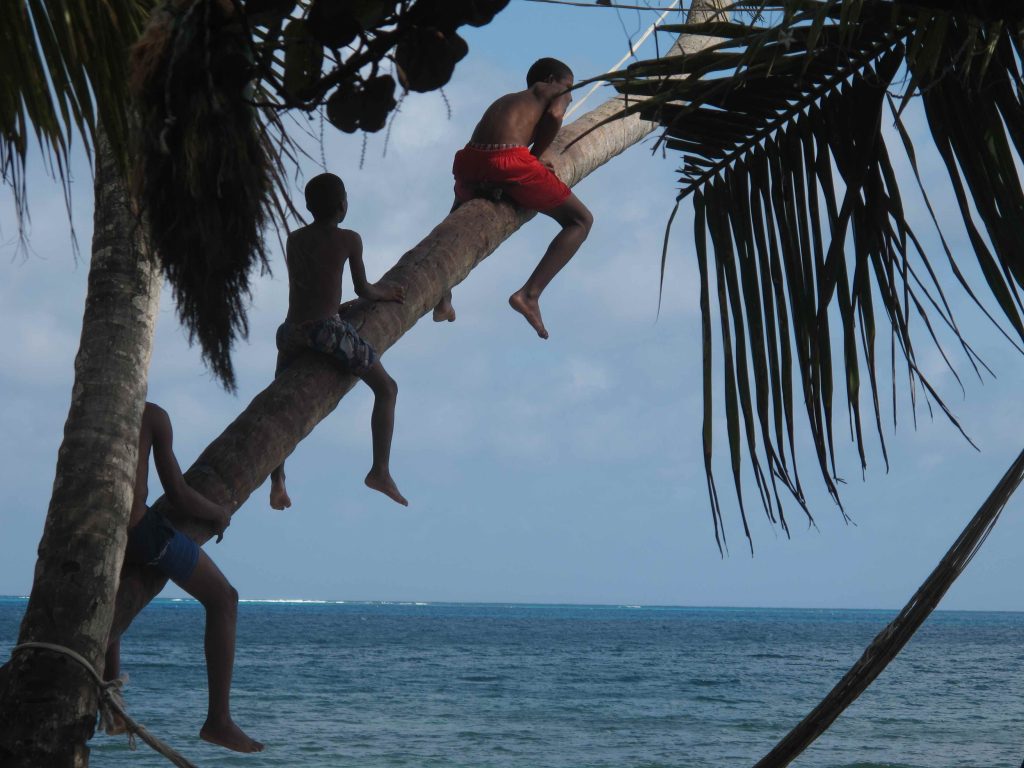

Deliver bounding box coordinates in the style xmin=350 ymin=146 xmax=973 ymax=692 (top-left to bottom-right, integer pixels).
xmin=269 ymin=172 xmax=408 ymax=510
xmin=105 ymin=402 xmax=263 ymax=753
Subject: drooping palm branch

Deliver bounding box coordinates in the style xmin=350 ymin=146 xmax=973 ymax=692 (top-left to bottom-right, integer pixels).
xmin=130 ymin=0 xmax=287 ymax=391
xmin=596 ymin=0 xmax=1024 ymax=550
xmin=1 ymin=0 xmax=148 ymax=236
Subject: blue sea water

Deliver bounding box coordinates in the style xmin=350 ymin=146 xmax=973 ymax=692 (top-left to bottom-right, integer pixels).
xmin=2 ymin=599 xmax=1023 ymax=767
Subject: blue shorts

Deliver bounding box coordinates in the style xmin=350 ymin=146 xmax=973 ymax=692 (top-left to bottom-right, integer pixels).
xmin=125 ymin=507 xmax=200 ymax=585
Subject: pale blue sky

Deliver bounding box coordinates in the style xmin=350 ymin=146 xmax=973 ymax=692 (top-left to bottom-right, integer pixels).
xmin=2 ymin=1 xmax=1023 ymax=610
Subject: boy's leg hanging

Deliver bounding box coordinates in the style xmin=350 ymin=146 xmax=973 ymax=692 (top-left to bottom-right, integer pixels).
xmin=270 ymin=344 xmax=294 ymax=509
xmin=269 ymin=463 xmax=291 ymax=510
xmin=433 ymin=197 xmax=463 ymax=323
xmin=509 ymin=193 xmax=594 ymax=339
xmin=358 ymin=361 xmax=407 ymax=506
xmin=433 ymin=288 xmax=456 ymax=323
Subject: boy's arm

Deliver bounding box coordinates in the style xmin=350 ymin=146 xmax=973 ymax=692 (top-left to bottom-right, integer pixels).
xmin=531 ymin=91 xmax=571 ymax=161
xmin=149 ymin=405 xmax=232 ymax=541
xmin=346 ymin=231 xmax=406 ymax=304
xmin=284 ymin=231 xmax=295 ymax=266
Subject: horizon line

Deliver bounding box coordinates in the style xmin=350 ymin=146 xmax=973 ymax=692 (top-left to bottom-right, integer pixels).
xmin=1 ymin=595 xmax=1021 ymax=614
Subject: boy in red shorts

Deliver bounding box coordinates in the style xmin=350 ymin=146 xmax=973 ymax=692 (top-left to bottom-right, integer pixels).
xmin=432 ymin=57 xmax=593 ymax=339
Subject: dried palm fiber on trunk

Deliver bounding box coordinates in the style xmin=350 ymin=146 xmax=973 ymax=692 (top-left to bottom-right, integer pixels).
xmin=131 ymin=0 xmax=275 ymax=390
xmin=752 ymin=446 xmax=1024 ymax=768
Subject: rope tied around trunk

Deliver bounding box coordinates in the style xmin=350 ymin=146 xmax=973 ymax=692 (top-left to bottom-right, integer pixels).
xmin=10 ymin=641 xmax=199 ymax=768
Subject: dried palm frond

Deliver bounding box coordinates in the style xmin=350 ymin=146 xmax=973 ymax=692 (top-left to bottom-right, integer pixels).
xmin=598 ymin=1 xmax=1024 ymax=550
xmin=131 ymin=0 xmax=287 ymax=390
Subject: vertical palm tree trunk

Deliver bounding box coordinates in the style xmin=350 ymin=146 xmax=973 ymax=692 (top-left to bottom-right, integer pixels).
xmin=112 ymin=0 xmax=728 ymax=636
xmin=0 ymin=134 xmax=162 ymax=767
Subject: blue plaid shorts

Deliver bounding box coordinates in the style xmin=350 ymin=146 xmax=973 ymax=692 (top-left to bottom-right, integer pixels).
xmin=275 ymin=316 xmax=378 ymax=377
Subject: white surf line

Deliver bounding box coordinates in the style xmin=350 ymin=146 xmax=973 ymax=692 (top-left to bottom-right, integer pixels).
xmin=565 ymin=0 xmax=682 ymax=121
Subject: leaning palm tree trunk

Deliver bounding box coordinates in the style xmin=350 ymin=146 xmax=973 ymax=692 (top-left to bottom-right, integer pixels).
xmin=753 ymin=445 xmax=1024 ymax=768
xmin=0 ymin=135 xmax=162 ymax=767
xmin=111 ymin=0 xmax=728 ymax=636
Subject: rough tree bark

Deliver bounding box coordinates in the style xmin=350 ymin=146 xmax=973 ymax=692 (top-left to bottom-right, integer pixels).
xmin=112 ymin=0 xmax=726 ymax=637
xmin=0 ymin=136 xmax=162 ymax=766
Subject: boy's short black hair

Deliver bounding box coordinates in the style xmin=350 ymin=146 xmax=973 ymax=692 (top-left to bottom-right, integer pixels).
xmin=526 ymin=57 xmax=573 ymax=87
xmin=304 ymin=173 xmax=346 ymax=220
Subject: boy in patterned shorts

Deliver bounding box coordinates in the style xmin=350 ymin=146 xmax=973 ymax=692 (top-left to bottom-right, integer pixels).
xmin=270 ymin=173 xmax=407 ymax=509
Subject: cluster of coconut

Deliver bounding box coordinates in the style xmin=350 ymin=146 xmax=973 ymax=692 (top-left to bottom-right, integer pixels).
xmin=246 ymin=0 xmax=509 ymax=133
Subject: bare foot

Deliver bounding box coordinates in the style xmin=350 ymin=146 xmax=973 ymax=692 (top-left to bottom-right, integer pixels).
xmin=508 ymin=290 xmax=549 ymax=339
xmin=433 ymin=292 xmax=456 ymax=323
xmin=200 ymin=719 xmax=264 ymax=753
xmin=365 ymin=470 xmax=409 ymax=506
xmin=433 ymin=303 xmax=456 ymax=323
xmin=269 ymin=482 xmax=292 ymax=510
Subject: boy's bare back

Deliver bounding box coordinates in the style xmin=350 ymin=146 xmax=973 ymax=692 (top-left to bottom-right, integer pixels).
xmin=284 ymin=224 xmax=361 ymax=324
xmin=131 ymin=407 xmax=158 ymax=528
xmin=130 ymin=404 xmax=203 ymax=528
xmin=469 ymin=81 xmax=571 ymax=148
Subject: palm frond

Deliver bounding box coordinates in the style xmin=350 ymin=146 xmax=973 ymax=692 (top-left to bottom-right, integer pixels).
xmin=1 ymin=0 xmax=148 ymax=239
xmin=131 ymin=0 xmax=282 ymax=391
xmin=606 ymin=0 xmax=1024 ymax=550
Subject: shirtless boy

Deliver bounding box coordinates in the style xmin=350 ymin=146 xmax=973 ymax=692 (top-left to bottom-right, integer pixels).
xmin=269 ymin=172 xmax=407 ymax=510
xmin=432 ymin=57 xmax=593 ymax=339
xmin=106 ymin=402 xmax=262 ymax=753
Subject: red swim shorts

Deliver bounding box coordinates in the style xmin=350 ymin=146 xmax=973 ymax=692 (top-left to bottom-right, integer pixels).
xmin=452 ymin=144 xmax=572 ymax=212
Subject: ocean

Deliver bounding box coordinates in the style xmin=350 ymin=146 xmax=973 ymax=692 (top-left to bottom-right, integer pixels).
xmin=1 ymin=599 xmax=1022 ymax=767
